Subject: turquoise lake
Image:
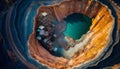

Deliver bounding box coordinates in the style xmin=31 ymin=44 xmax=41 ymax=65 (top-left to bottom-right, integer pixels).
xmin=63 ymin=13 xmax=92 ymax=40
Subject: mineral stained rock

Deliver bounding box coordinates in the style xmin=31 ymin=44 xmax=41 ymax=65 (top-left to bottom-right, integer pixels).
xmin=0 ymin=0 xmax=119 ymax=69
xmin=28 ymin=0 xmax=116 ymax=69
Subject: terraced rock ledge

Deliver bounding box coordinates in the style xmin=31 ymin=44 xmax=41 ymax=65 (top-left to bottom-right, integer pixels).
xmin=28 ymin=0 xmax=114 ymax=69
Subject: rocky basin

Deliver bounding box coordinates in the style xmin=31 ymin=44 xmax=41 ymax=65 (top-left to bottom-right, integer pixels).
xmin=1 ymin=0 xmax=119 ymax=69
xmin=28 ymin=0 xmax=117 ymax=69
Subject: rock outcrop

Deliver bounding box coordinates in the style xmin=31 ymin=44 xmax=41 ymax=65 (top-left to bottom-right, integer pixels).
xmin=28 ymin=0 xmax=114 ymax=68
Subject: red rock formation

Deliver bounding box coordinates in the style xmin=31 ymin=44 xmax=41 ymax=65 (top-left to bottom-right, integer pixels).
xmin=28 ymin=0 xmax=114 ymax=68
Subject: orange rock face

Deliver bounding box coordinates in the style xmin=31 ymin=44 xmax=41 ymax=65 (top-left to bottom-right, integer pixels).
xmin=28 ymin=0 xmax=115 ymax=69
xmin=111 ymin=63 xmax=120 ymax=69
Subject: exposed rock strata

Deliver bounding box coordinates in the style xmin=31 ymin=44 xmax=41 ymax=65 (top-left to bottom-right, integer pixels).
xmin=110 ymin=0 xmax=120 ymax=29
xmin=28 ymin=0 xmax=114 ymax=68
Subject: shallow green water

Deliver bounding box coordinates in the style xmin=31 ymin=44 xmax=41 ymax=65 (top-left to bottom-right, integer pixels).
xmin=63 ymin=13 xmax=92 ymax=40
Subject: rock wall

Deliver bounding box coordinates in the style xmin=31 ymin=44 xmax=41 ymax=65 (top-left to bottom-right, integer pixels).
xmin=28 ymin=0 xmax=114 ymax=68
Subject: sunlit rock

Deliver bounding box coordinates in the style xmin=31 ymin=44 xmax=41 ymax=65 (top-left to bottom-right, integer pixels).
xmin=2 ymin=0 xmax=119 ymax=69
xmin=28 ymin=0 xmax=116 ymax=69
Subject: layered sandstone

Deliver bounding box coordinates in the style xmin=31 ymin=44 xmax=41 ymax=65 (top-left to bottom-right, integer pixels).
xmin=109 ymin=0 xmax=120 ymax=29
xmin=28 ymin=0 xmax=114 ymax=69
